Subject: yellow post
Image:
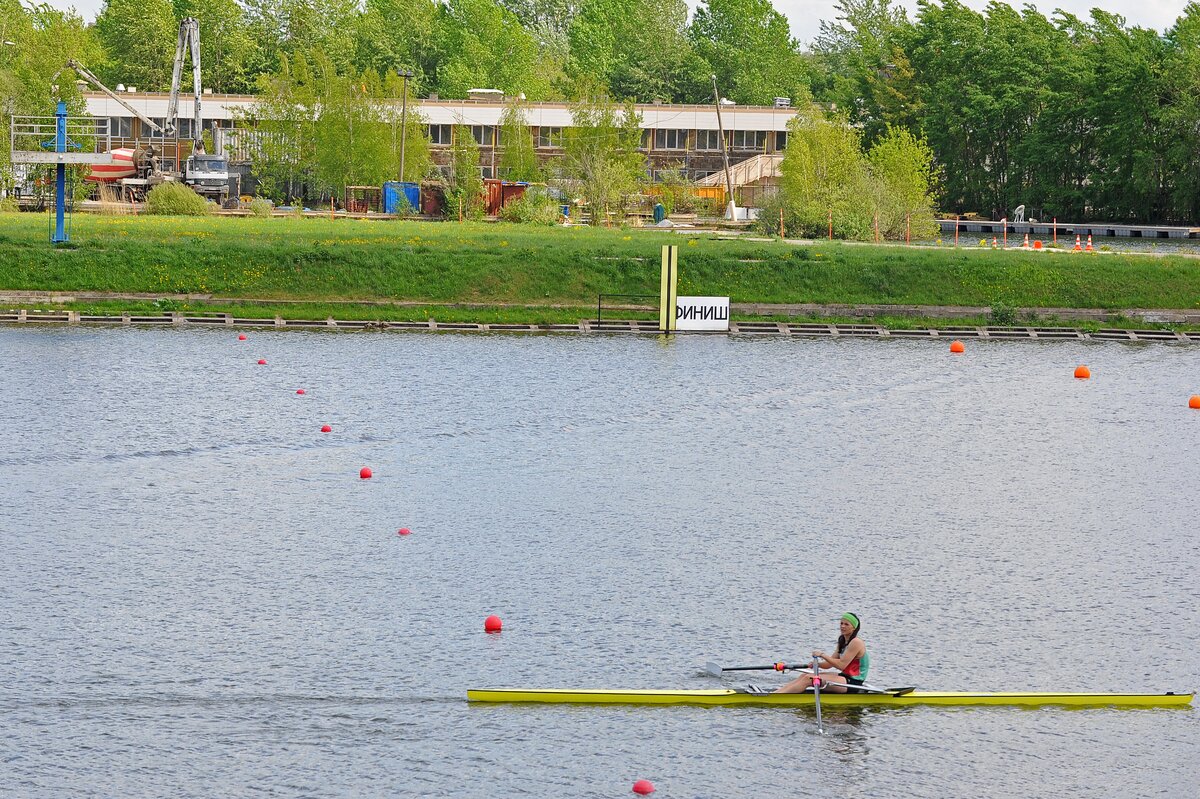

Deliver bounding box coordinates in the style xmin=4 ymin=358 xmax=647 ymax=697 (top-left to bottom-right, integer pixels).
xmin=659 ymin=244 xmax=678 ymax=333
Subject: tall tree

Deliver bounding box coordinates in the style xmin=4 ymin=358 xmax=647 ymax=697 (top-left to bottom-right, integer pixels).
xmin=354 ymin=0 xmax=438 ymax=88
xmin=94 ymin=0 xmax=178 ymax=89
xmin=447 ymin=122 xmax=484 ymax=216
xmin=689 ymin=0 xmax=811 ymax=106
xmin=498 ymin=101 xmax=541 ymax=180
xmin=558 ymin=95 xmax=645 ymax=223
xmin=243 ymin=0 xmax=361 ymax=76
xmin=568 ymin=0 xmax=708 ymax=102
xmin=172 ymin=0 xmax=261 ymax=93
xmin=434 ymin=0 xmax=557 ymax=99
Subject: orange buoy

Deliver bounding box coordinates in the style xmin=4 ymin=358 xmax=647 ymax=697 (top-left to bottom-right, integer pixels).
xmin=359 ymin=467 xmax=373 ymax=479
xmin=1074 ymin=365 xmax=1091 ymax=379
xmin=950 ymin=340 xmax=965 ymax=354
xmin=484 ymin=615 xmax=503 ymax=633
xmin=1189 ymin=395 xmax=1200 ymax=409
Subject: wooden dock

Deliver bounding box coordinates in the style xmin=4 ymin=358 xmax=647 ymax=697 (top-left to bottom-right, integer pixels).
xmin=938 ymin=219 xmax=1200 ymax=239
xmin=2 ymin=310 xmax=1197 ymax=343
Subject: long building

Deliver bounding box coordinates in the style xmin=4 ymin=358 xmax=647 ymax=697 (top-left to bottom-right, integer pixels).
xmin=81 ymin=89 xmax=798 ymax=187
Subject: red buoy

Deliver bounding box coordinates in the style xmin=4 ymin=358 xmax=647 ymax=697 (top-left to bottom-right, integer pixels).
xmin=257 ymin=359 xmax=267 ymax=365
xmin=397 ymin=527 xmax=412 ymax=536
xmin=632 ymin=779 xmax=656 ymax=795
xmin=949 ymin=340 xmax=965 ymax=354
xmin=296 ymin=389 xmax=306 ymax=395
xmin=321 ymin=424 xmax=332 ymax=433
xmin=484 ymin=615 xmax=503 ymax=633
xmin=238 ymin=333 xmax=247 ymax=341
xmin=359 ymin=467 xmax=373 ymax=479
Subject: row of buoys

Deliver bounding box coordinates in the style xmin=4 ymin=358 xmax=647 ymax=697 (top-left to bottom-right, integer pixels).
xmin=240 ymin=334 xmax=416 ymax=532
xmin=952 ymin=345 xmax=1198 ymax=404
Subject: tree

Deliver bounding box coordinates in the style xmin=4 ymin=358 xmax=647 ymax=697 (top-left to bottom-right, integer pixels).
xmin=568 ymin=0 xmax=708 ymax=102
xmin=95 ymin=0 xmax=178 ymax=89
xmin=498 ymin=101 xmax=541 ymax=180
xmin=811 ymin=0 xmax=914 ymax=144
xmin=243 ymin=0 xmax=361 ymax=76
xmin=867 ymin=126 xmax=939 ymax=238
xmin=434 ymin=0 xmax=557 ymax=99
xmin=447 ymin=123 xmax=484 ymax=217
xmin=777 ymin=107 xmax=873 ymax=239
xmin=172 ymin=0 xmax=261 ymax=93
xmin=558 ymin=95 xmax=645 ymax=223
xmin=354 ymin=0 xmax=438 ymax=87
xmin=689 ymin=0 xmax=811 ymax=106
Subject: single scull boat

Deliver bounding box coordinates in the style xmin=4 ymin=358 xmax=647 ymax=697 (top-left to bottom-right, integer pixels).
xmin=467 ymin=687 xmax=1193 ymax=708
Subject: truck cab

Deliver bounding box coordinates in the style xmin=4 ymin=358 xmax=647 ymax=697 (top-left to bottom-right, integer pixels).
xmin=185 ymin=152 xmax=234 ymax=202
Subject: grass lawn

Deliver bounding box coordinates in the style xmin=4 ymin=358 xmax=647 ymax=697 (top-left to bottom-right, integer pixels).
xmin=1 ymin=213 xmax=1199 ymax=323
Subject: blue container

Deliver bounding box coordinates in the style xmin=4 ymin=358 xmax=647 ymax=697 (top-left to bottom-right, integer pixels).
xmin=384 ymin=181 xmax=420 ymax=214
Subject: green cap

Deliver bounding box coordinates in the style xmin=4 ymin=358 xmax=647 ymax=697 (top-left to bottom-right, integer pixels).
xmin=841 ymin=612 xmax=860 ymax=628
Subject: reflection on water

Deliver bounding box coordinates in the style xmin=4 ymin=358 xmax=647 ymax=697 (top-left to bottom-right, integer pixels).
xmin=1 ymin=326 xmax=1197 ymax=797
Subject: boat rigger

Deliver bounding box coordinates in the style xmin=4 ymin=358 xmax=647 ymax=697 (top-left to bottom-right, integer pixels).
xmin=466 ymin=688 xmax=1193 ymax=709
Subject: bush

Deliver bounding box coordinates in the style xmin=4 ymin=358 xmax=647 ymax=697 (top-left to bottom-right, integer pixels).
xmin=248 ymin=197 xmax=273 ymax=217
xmin=146 ymin=181 xmax=211 ymax=216
xmin=0 ymin=196 xmax=19 ymax=213
xmin=499 ymin=187 xmax=561 ymax=225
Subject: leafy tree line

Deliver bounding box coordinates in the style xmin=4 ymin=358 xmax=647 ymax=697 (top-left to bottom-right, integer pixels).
xmin=813 ymin=0 xmax=1200 ymax=223
xmin=5 ymin=0 xmax=1200 ymax=223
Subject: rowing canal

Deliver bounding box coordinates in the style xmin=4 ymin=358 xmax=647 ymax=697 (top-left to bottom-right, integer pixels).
xmin=2 ymin=326 xmax=1197 ymax=797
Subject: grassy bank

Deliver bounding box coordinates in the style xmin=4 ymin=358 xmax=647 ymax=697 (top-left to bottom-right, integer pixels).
xmin=2 ymin=213 xmax=1199 ymax=316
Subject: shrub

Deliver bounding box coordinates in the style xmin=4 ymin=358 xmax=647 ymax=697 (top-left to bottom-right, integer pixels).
xmin=499 ymin=187 xmax=561 ymax=225
xmin=0 ymin=196 xmax=19 ymax=213
xmin=146 ymin=181 xmax=211 ymax=216
xmin=248 ymin=197 xmax=273 ymax=217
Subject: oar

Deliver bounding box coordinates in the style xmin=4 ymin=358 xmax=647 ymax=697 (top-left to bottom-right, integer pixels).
xmin=704 ymin=661 xmax=807 ymax=677
xmin=811 ymin=655 xmax=824 ymax=734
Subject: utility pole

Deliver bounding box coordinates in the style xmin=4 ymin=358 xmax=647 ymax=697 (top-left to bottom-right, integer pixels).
xmin=398 ymin=69 xmax=413 ymax=182
xmin=711 ymin=74 xmax=737 ymax=221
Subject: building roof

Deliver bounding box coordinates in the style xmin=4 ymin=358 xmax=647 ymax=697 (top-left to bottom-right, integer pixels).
xmin=82 ymin=92 xmax=800 ymax=132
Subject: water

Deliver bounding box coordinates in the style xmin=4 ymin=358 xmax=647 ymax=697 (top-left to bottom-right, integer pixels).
xmin=1 ymin=327 xmax=1197 ymax=797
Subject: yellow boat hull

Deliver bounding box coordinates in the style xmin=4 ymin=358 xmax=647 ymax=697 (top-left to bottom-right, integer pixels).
xmin=467 ymin=688 xmax=1193 ymax=708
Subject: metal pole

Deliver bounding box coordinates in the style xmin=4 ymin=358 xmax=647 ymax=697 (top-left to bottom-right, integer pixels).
xmin=398 ymin=70 xmax=412 ymax=182
xmin=53 ymin=101 xmax=67 ymax=243
xmin=711 ymin=75 xmax=736 ymax=221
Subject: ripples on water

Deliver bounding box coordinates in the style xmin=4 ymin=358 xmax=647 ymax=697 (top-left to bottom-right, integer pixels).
xmin=1 ymin=327 xmax=1196 ymax=797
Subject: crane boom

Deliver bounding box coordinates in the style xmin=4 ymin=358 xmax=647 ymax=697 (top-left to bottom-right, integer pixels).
xmin=166 ymin=18 xmax=202 ymax=150
xmin=62 ymin=60 xmax=164 ymax=136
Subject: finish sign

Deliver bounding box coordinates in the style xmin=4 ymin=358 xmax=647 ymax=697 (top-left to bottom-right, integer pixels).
xmin=675 ymin=296 xmax=730 ymax=331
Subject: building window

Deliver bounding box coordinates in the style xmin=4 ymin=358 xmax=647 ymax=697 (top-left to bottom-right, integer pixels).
xmin=730 ymin=130 xmax=766 ymax=150
xmin=110 ymin=117 xmax=132 ymax=138
xmin=176 ymin=118 xmax=194 ymax=139
xmin=428 ymin=124 xmax=452 ymax=145
xmin=695 ymin=130 xmax=721 ymax=151
xmin=653 ymin=129 xmax=688 ymax=150
xmin=537 ymin=126 xmax=562 ymax=148
xmin=471 ymin=125 xmax=494 ymax=146
xmin=691 ymin=170 xmax=715 ymax=181
xmin=479 ymin=165 xmax=494 ymax=179
xmin=775 ymin=130 xmax=788 ymax=151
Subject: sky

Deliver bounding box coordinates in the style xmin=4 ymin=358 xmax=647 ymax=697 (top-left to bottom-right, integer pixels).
xmin=41 ymin=0 xmax=1192 ymax=48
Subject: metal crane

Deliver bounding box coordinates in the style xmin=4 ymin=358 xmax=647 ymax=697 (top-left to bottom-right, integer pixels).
xmin=165 ymin=17 xmax=202 ymax=150
xmin=58 ymin=59 xmax=165 ymax=137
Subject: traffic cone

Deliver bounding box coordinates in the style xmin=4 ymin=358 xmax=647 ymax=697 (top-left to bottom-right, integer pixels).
xmin=1022 ymin=234 xmax=1030 ymax=248
xmin=1085 ymin=235 xmax=1094 ymax=252
xmin=1073 ymin=235 xmax=1082 ymax=252
xmin=992 ymin=236 xmax=998 ymax=249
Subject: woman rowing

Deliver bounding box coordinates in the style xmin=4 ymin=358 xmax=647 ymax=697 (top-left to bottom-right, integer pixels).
xmin=775 ymin=612 xmax=869 ymax=693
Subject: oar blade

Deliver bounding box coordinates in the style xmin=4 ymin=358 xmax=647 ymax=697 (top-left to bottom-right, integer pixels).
xmin=703 ymin=661 xmax=725 ymax=678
